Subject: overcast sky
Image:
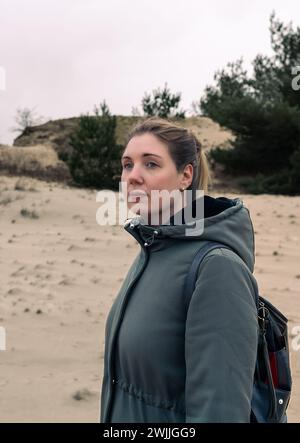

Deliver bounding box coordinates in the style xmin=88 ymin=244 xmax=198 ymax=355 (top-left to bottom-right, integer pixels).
xmin=0 ymin=0 xmax=299 ymax=144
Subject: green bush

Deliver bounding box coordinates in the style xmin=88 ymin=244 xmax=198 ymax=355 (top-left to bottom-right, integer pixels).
xmin=68 ymin=101 xmax=122 ymax=190
xmin=141 ymin=82 xmax=185 ymax=118
xmin=236 ymin=147 xmax=300 ymax=195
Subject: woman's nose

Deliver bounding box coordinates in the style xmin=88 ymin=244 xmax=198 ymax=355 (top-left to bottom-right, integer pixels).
xmin=127 ymin=165 xmax=144 ymax=184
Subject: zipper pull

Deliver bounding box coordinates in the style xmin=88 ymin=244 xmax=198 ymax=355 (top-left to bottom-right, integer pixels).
xmin=124 ymin=216 xmax=141 ymax=229
xmin=143 ymin=229 xmax=159 ymax=247
xmin=258 ymin=301 xmax=269 ymax=333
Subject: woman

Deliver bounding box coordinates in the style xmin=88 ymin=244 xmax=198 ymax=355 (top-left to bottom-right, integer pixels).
xmin=100 ymin=117 xmax=258 ymax=423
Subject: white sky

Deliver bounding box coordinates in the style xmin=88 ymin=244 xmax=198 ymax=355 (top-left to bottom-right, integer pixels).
xmin=0 ymin=0 xmax=300 ymax=144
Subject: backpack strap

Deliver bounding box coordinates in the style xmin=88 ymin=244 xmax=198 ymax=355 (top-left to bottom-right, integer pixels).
xmin=183 ymin=241 xmax=259 ymax=313
xmin=183 ymin=241 xmax=282 ymax=422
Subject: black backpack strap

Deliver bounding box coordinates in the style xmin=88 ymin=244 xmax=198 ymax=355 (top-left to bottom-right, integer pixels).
xmin=183 ymin=241 xmax=259 ymax=313
xmin=183 ymin=241 xmax=283 ymax=422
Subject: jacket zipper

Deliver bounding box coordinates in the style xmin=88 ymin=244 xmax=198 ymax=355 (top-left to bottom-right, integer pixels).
xmin=105 ymin=221 xmax=150 ymax=422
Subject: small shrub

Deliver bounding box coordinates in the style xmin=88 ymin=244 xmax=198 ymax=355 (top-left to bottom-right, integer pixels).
xmin=68 ymin=101 xmax=122 ymax=190
xmin=0 ymin=196 xmax=12 ymax=205
xmin=20 ymin=208 xmax=39 ymax=219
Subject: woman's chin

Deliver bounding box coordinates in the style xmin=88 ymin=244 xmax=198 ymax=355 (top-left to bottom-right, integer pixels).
xmin=128 ymin=204 xmax=147 ymax=217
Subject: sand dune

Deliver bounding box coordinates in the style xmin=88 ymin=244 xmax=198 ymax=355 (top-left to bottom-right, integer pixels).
xmin=0 ymin=175 xmax=299 ymax=422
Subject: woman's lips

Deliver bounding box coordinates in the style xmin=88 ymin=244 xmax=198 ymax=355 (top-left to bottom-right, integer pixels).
xmin=128 ymin=190 xmax=147 ymax=195
xmin=128 ymin=191 xmax=148 ymax=199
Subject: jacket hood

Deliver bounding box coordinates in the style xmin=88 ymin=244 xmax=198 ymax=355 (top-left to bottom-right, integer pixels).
xmin=124 ymin=194 xmax=256 ymax=272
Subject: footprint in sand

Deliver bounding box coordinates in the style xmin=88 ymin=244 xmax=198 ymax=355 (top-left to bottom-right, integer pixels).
xmin=72 ymin=388 xmax=96 ymax=401
xmin=6 ymin=287 xmax=21 ymax=296
xmin=67 ymin=244 xmax=82 ymax=252
xmin=10 ymin=266 xmax=26 ymax=277
xmin=58 ymin=278 xmax=72 ymax=286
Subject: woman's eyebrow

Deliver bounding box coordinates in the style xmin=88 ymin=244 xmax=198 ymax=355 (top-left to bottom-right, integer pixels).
xmin=121 ymin=153 xmax=163 ymax=161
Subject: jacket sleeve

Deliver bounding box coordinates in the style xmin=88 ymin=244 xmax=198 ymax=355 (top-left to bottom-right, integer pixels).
xmin=185 ymin=248 xmax=258 ymax=423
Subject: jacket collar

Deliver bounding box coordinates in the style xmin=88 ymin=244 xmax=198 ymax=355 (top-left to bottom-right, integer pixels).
xmin=123 ymin=194 xmax=236 ymax=250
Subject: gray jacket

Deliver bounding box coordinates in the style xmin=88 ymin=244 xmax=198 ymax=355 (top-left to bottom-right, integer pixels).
xmin=100 ymin=195 xmax=259 ymax=422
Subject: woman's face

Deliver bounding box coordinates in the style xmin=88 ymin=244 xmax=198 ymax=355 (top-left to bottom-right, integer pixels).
xmin=121 ymin=133 xmax=193 ymax=223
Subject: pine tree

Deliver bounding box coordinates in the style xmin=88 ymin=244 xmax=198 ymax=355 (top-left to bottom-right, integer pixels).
xmin=68 ymin=101 xmax=122 ymax=189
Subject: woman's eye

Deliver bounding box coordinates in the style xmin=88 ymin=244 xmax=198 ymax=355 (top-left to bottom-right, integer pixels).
xmin=123 ymin=163 xmax=132 ymax=169
xmin=146 ymin=162 xmax=158 ymax=168
xmin=122 ymin=162 xmax=157 ymax=169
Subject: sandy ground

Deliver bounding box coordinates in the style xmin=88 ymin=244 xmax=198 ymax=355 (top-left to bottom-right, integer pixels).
xmin=0 ymin=175 xmax=299 ymax=423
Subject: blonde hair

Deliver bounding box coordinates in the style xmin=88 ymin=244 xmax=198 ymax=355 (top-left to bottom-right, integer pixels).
xmin=198 ymin=149 xmax=211 ymax=193
xmin=125 ymin=117 xmax=212 ymax=195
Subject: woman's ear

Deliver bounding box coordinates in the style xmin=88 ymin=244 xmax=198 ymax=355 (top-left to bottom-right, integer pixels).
xmin=180 ymin=164 xmax=193 ymax=189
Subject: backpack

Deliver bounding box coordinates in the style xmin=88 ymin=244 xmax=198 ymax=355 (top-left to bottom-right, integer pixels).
xmin=183 ymin=241 xmax=292 ymax=423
